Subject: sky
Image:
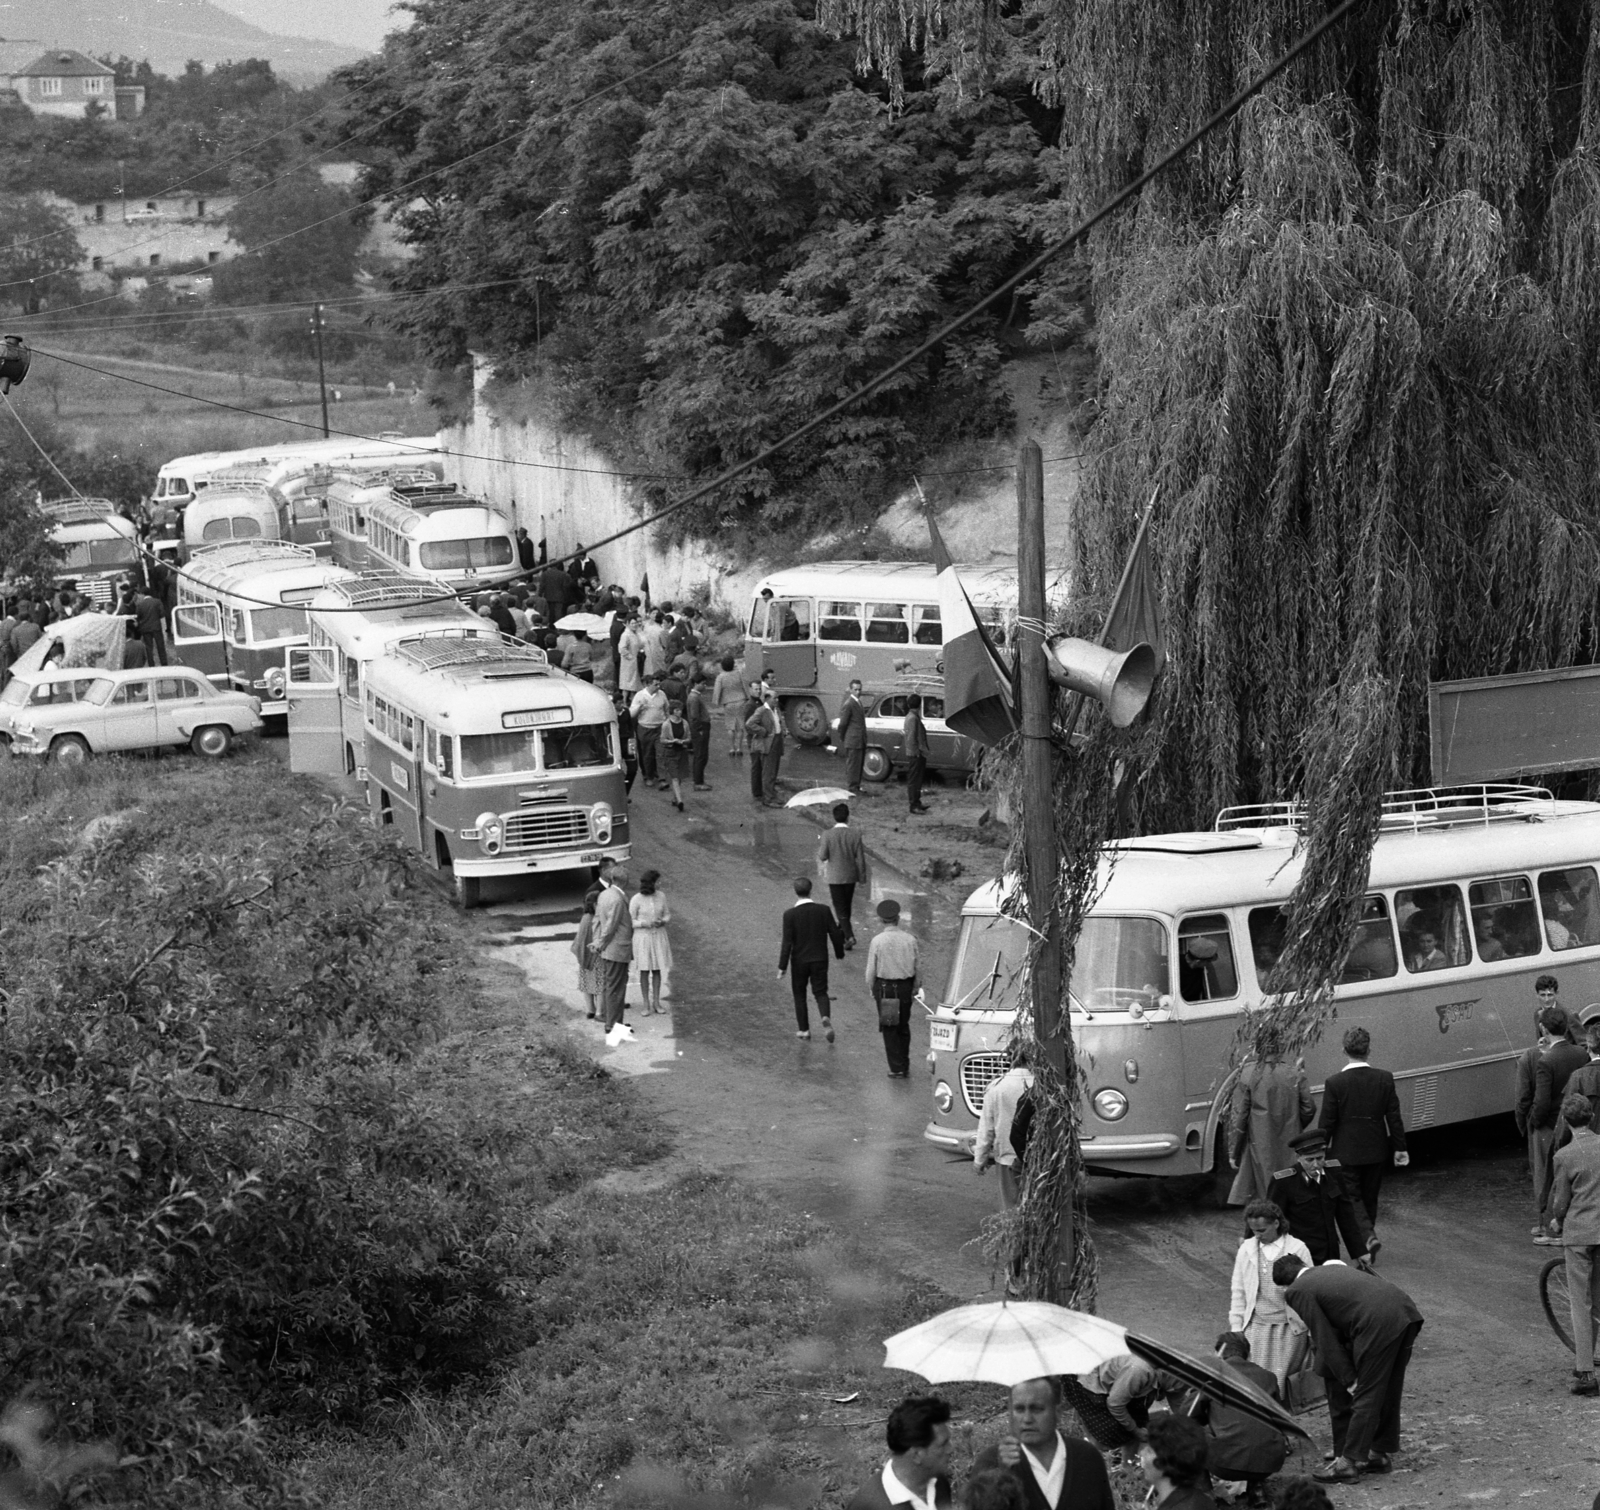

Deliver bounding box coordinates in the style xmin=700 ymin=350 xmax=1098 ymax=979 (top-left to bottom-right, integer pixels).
xmin=208 ymin=0 xmax=400 ymax=52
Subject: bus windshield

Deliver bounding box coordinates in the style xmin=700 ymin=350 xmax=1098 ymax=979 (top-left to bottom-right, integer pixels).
xmin=60 ymin=537 xmax=137 ymax=569
xmin=542 ymin=724 xmax=614 ymax=769
xmin=1068 ymin=916 xmax=1170 ymax=1014
xmin=251 ymin=605 xmax=308 ymax=641
xmin=947 ymin=913 xmax=1030 ymax=1012
xmin=420 ymin=537 xmax=513 ymax=570
xmin=459 ymin=729 xmax=539 ymax=779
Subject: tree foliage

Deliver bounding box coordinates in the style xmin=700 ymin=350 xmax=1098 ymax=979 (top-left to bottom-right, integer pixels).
xmin=0 ymin=194 xmax=83 ymax=314
xmin=214 ymin=171 xmax=370 ymax=305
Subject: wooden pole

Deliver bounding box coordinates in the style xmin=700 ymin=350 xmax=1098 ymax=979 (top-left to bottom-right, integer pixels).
xmin=1016 ymin=438 xmax=1072 ymax=1294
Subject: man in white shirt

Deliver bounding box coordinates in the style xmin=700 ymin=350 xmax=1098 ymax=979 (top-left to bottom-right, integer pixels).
xmin=629 ymin=675 xmax=669 ymax=786
xmin=863 ymin=898 xmax=920 ymax=1077
xmin=970 ymin=1378 xmax=1115 ymax=1510
xmin=844 ymin=1395 xmax=954 ymax=1510
xmin=974 ymin=1050 xmax=1035 ymax=1208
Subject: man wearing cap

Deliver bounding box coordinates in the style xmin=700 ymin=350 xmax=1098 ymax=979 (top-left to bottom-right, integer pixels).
xmin=1267 ymin=1128 xmax=1379 ymax=1268
xmin=1317 ymin=1027 xmax=1409 ymax=1229
xmin=864 ymin=899 xmax=920 ymax=1077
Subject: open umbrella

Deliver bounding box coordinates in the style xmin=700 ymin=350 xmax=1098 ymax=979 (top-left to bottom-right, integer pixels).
xmin=785 ymin=786 xmax=854 ymax=809
xmin=555 ymin=611 xmax=611 ymax=634
xmin=1125 ymin=1333 xmax=1309 ymax=1439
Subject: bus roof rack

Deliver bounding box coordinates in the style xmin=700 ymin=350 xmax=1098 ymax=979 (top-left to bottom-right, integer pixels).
xmin=186 ymin=539 xmax=317 ymax=569
xmin=393 ymin=635 xmax=547 ymax=673
xmin=1215 ymin=783 xmax=1559 ymax=833
xmin=323 ymin=571 xmax=459 ymax=609
xmin=41 ymin=497 xmax=119 ymax=526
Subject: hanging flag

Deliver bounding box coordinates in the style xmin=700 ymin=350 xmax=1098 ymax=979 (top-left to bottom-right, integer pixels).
xmin=1102 ymin=493 xmax=1165 ymax=675
xmin=926 ymin=510 xmax=1018 ymax=747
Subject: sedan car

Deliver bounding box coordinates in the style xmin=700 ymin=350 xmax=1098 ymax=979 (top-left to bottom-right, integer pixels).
xmin=7 ymin=665 xmax=263 ymax=764
xmin=831 ymin=691 xmax=981 ymax=782
xmin=0 ymin=666 xmax=113 ymax=750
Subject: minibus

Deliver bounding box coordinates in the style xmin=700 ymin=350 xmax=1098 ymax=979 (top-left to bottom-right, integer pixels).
xmin=289 ymin=571 xmax=491 ymax=776
xmin=746 ymin=562 xmax=1020 ymax=743
xmin=183 ymin=481 xmax=291 ymax=557
xmin=39 ymin=499 xmax=140 ymax=606
xmin=364 ymin=488 xmax=519 ymax=593
xmin=924 ymin=784 xmax=1600 ymax=1176
xmin=154 ymin=436 xmax=442 ymax=512
xmin=288 ymin=634 xmax=630 ymax=906
xmin=171 ymin=540 xmax=354 ymax=718
xmin=322 ymin=471 xmax=464 ymax=574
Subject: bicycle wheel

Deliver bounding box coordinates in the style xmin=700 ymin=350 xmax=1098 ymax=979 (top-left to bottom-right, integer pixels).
xmin=1540 ymin=1255 xmax=1574 ymax=1354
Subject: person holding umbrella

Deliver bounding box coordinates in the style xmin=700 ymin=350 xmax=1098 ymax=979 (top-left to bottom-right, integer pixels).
xmin=970 ymin=1377 xmax=1115 ymax=1510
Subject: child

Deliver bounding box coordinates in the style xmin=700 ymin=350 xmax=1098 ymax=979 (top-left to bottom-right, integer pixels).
xmin=571 ymin=893 xmax=601 ymax=1019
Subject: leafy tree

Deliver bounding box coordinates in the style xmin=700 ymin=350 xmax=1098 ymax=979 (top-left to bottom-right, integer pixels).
xmin=0 ymin=465 xmax=62 ymax=591
xmin=0 ymin=194 xmax=82 ymax=313
xmin=214 ymin=170 xmax=369 ymax=304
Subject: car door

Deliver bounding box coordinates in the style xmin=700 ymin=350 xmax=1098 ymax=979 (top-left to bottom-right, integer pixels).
xmin=870 ymin=694 xmax=907 ymax=762
xmin=153 ymin=674 xmax=208 ymax=744
xmin=101 ymin=677 xmax=160 ymax=751
xmin=172 ymin=603 xmax=229 ymax=689
xmin=285 ymin=646 xmax=347 ymax=775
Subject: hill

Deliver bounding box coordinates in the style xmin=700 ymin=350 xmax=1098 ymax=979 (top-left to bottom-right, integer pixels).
xmin=0 ymin=0 xmax=368 ymax=83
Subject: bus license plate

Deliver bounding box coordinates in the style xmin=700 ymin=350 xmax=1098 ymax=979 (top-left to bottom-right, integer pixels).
xmin=579 ymin=851 xmax=601 ymax=863
xmin=929 ymin=1022 xmax=957 ymax=1053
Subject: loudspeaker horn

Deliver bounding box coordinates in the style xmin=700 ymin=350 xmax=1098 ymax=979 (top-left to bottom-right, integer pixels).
xmin=1043 ymin=636 xmax=1156 ymax=727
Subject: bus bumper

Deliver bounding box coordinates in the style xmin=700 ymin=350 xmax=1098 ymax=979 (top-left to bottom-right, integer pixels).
xmin=924 ymin=1121 xmax=977 ymax=1154
xmin=451 ymin=843 xmax=631 ymax=877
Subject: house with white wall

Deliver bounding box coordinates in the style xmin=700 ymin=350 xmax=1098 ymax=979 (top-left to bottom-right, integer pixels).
xmin=12 ymin=50 xmax=115 ymax=119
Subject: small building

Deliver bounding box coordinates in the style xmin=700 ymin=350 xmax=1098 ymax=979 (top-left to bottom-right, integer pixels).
xmin=114 ymin=85 xmax=145 ymax=120
xmin=14 ymin=49 xmax=115 ymax=120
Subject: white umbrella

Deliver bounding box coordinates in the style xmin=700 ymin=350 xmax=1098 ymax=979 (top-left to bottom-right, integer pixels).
xmin=556 ymin=611 xmax=611 ymax=634
xmin=785 ymin=786 xmax=855 ymax=809
xmin=883 ymin=1301 xmax=1128 ymax=1387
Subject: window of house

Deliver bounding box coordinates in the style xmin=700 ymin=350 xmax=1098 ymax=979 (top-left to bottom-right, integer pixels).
xmin=94 ymin=203 xmax=105 ymax=222
xmin=149 ymin=254 xmax=160 ymax=267
xmin=207 ymin=250 xmax=219 ymax=264
xmin=84 ymin=76 xmax=105 ymax=95
xmin=145 ymin=201 xmax=156 ymax=212
xmin=91 ymin=257 xmax=103 ymax=271
xmin=197 ymin=199 xmax=207 ymax=217
xmin=38 ymin=78 xmax=62 ymax=97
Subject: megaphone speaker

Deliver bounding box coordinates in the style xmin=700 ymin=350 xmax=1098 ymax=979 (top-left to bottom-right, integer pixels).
xmin=1043 ymin=636 xmax=1156 ymax=727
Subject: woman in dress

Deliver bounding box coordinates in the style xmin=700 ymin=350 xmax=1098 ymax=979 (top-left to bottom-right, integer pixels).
xmin=571 ymin=891 xmax=601 ymax=1020
xmin=658 ymin=699 xmax=692 ymax=811
xmin=629 ymin=868 xmax=673 ymax=1015
xmin=1228 ymin=1198 xmax=1313 ymax=1391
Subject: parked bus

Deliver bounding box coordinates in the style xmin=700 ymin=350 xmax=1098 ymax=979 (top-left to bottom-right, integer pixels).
xmin=364 ymin=487 xmax=519 ymax=592
xmin=286 ymin=633 xmax=630 ymax=906
xmin=289 ymin=571 xmax=492 ymax=776
xmin=322 ymin=472 xmax=465 ymax=574
xmin=745 ymin=562 xmax=1020 ymax=743
xmin=923 ymin=784 xmax=1600 ymax=1177
xmin=171 ymin=540 xmax=354 ymax=718
xmin=183 ymin=481 xmax=292 ymax=558
xmin=154 ymin=435 xmax=442 ymax=513
xmin=39 ymin=499 xmax=140 ymax=605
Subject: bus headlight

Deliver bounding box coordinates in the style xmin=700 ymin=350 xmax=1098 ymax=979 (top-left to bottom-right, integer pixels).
xmin=264 ymin=666 xmax=286 ymax=700
xmin=476 ymin=811 xmax=502 ymax=855
xmin=1092 ymin=1088 xmax=1129 ymax=1121
xmin=591 ymin=801 xmax=613 ymax=844
xmin=933 ymin=1080 xmax=954 ymax=1114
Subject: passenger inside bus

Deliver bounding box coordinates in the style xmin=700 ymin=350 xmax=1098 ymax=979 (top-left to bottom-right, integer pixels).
xmin=543 ymin=724 xmax=613 ymax=769
xmin=819 ymin=601 xmax=863 ymax=641
xmin=1397 ymin=885 xmax=1470 ymax=970
xmin=1539 ymin=866 xmax=1600 ymax=949
xmin=1178 ymin=917 xmax=1238 ymax=1001
xmin=865 ymin=602 xmax=910 ymax=643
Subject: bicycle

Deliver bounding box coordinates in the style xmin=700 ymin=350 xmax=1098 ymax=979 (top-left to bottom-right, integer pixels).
xmin=1540 ymin=1255 xmax=1573 ymax=1352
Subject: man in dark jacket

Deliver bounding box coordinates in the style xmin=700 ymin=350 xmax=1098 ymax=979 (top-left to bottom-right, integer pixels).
xmin=1266 ymin=1128 xmax=1378 ymax=1267
xmin=539 ymin=561 xmax=576 ymax=625
xmin=777 ymin=877 xmax=844 ymax=1041
xmin=132 ymin=589 xmax=168 ymax=666
xmin=1534 ymin=1004 xmax=1591 ymax=1240
xmin=835 ymin=677 xmax=868 ymax=794
xmin=846 ymin=1395 xmax=954 ymax=1510
xmin=970 ymin=1377 xmax=1115 ymax=1510
xmin=515 ymin=527 xmax=536 ymax=573
xmin=1193 ymin=1334 xmax=1286 ymax=1506
xmin=1278 ymin=1253 xmax=1423 ymax=1483
xmin=1318 ymin=1027 xmax=1409 ymax=1227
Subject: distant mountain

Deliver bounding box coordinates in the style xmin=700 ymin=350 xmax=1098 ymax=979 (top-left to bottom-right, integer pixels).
xmin=0 ymin=0 xmax=369 ymax=84
xmin=208 ymin=0 xmax=398 ymax=54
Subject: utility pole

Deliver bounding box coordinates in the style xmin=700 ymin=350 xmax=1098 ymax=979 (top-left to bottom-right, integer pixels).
xmin=118 ymin=159 xmax=126 ymax=223
xmin=310 ymin=303 xmax=330 ymax=438
xmin=1016 ymin=438 xmax=1073 ymax=1294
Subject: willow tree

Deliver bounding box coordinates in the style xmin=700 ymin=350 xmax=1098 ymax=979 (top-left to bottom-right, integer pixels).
xmin=822 ymin=0 xmax=1600 ymax=1304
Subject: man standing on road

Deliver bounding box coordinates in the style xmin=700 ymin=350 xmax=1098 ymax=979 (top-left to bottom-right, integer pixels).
xmin=864 ymin=899 xmax=919 ymax=1078
xmin=903 ymin=693 xmax=930 ymax=814
xmin=816 ymin=802 xmax=870 ymax=947
xmin=629 ymin=674 xmax=668 ymax=788
xmin=1267 ymin=1128 xmax=1378 ymax=1268
xmin=1533 ymin=1005 xmax=1590 ymax=1242
xmin=845 ymin=1395 xmax=955 ymax=1510
xmin=133 ymin=587 xmax=169 ymax=666
xmin=1318 ymin=1028 xmax=1409 ymax=1229
xmin=713 ymin=655 xmax=747 ymax=758
xmin=1550 ymin=1090 xmax=1600 ymax=1396
xmin=540 ymin=558 xmax=576 ymax=625
xmin=1277 ymin=1252 xmax=1423 ymax=1483
xmin=835 ymin=678 xmax=868 ymax=794
xmin=515 ymin=526 xmax=536 ymax=573
xmin=777 ymin=877 xmax=844 ymax=1042
xmin=746 ymin=689 xmax=785 ymax=807
xmin=969 ymin=1376 xmax=1115 ymax=1510
xmin=589 ymin=858 xmax=633 ymax=1031
xmin=974 ymin=1047 xmax=1035 ymax=1210
xmin=687 ymin=672 xmax=714 ymax=791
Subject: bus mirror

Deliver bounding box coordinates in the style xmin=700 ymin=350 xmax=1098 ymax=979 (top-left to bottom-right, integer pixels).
xmin=1043 ymin=636 xmax=1155 ymax=727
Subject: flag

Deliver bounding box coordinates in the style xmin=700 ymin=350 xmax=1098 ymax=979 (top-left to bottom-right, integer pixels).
xmin=927 ymin=511 xmax=1018 ymax=747
xmin=1102 ymin=496 xmax=1165 ymax=675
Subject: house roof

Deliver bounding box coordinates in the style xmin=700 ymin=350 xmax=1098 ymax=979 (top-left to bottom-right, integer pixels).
xmin=17 ymin=50 xmax=115 ymax=79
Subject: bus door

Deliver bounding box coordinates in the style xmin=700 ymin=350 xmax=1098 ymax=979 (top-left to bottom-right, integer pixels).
xmin=171 ymin=603 xmax=228 ymax=689
xmin=381 ymin=706 xmax=425 ymax=848
xmin=285 ymin=646 xmax=345 ymax=775
xmin=760 ymin=597 xmax=815 ymax=689
xmin=1174 ymin=912 xmax=1245 ymax=1108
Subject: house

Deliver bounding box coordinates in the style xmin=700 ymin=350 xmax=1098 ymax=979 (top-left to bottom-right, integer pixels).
xmin=13 ymin=50 xmax=115 ymax=120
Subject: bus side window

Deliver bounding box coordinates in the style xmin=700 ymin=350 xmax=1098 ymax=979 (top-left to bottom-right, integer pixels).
xmin=1396 ymin=884 xmax=1470 ymax=970
xmin=401 ymin=712 xmax=415 ymax=754
xmin=343 ymin=653 xmax=359 ymax=698
xmin=1247 ymin=906 xmax=1288 ymax=983
xmin=1538 ymin=866 xmax=1600 ymax=950
xmin=748 ymin=599 xmax=768 ymax=638
xmin=1468 ymin=875 xmax=1541 ymax=960
xmin=765 ymin=598 xmax=811 ymax=642
xmin=437 ymin=733 xmax=454 ymax=778
xmin=865 ymin=602 xmax=910 ymax=643
xmin=1341 ymin=895 xmax=1398 ymax=981
xmin=913 ymin=605 xmax=942 ymax=645
xmin=423 ymin=725 xmax=436 ymax=768
xmin=818 ymin=601 xmax=863 ymax=641
xmin=1177 ymin=914 xmax=1237 ymax=1001
xmin=228 ymin=608 xmax=246 ymax=642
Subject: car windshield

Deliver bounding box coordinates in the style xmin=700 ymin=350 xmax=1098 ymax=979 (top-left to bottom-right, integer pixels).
xmin=419 ymin=537 xmax=514 ymax=570
xmin=1068 ymin=916 xmax=1170 ymax=1014
xmin=458 ymin=730 xmax=540 ymax=779
xmin=946 ymin=913 xmax=1030 ymax=1012
xmin=250 ymin=605 xmax=308 ymax=641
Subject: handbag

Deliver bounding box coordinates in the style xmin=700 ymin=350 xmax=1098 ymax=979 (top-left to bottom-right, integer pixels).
xmin=1283 ymin=1338 xmax=1326 ymax=1413
xmin=874 ymin=981 xmax=907 ymax=1027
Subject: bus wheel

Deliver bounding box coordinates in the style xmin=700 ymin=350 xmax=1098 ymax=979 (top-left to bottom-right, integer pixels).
xmin=191 ymin=725 xmax=232 ymax=759
xmin=51 ymin=734 xmax=90 ymax=766
xmin=1211 ymin=1124 xmax=1235 ymax=1208
xmin=862 ymin=747 xmax=891 ymax=783
xmin=783 ymin=696 xmax=828 ymax=745
xmin=455 ymin=873 xmax=481 ymax=909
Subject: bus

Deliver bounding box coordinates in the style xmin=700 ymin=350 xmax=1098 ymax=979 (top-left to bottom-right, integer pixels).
xmin=745 ymin=562 xmax=1020 ymax=743
xmin=287 ymin=634 xmax=630 ymax=906
xmin=322 ymin=472 xmax=465 ymax=574
xmin=154 ymin=435 xmax=442 ymax=513
xmin=364 ymin=487 xmax=519 ymax=593
xmin=289 ymin=571 xmax=493 ymax=777
xmin=40 ymin=499 xmax=140 ymax=605
xmin=183 ymin=481 xmax=292 ymax=558
xmin=171 ymin=540 xmax=354 ymax=719
xmin=923 ymin=784 xmax=1600 ymax=1177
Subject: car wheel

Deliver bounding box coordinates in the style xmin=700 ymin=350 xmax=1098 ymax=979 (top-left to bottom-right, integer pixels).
xmin=191 ymin=725 xmax=232 ymax=758
xmin=861 ymin=747 xmax=891 ymax=783
xmin=51 ymin=734 xmax=90 ymax=766
xmin=783 ymin=695 xmax=828 ymax=745
xmin=455 ymin=873 xmax=481 ymax=909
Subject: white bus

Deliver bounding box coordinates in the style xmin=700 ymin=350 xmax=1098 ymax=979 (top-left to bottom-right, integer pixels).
xmin=924 ymin=784 xmax=1600 ymax=1176
xmin=323 ymin=472 xmax=464 ymax=574
xmin=39 ymin=499 xmax=140 ymax=605
xmin=746 ymin=561 xmax=1021 ymax=743
xmin=183 ymin=481 xmax=291 ymax=558
xmin=154 ymin=436 xmax=442 ymax=512
xmin=288 ymin=571 xmax=493 ymax=777
xmin=172 ymin=540 xmax=354 ymax=718
xmin=364 ymin=488 xmax=519 ymax=592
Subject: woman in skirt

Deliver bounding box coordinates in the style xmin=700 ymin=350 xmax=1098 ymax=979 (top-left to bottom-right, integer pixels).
xmin=629 ymin=869 xmax=673 ymax=1015
xmin=658 ymin=699 xmax=692 ymax=812
xmin=571 ymin=891 xmax=601 ymax=1019
xmin=1228 ymin=1197 xmax=1314 ymax=1390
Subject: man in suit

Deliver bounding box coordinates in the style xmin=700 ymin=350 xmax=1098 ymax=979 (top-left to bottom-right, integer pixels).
xmin=845 ymin=1395 xmax=955 ymax=1510
xmin=540 ymin=560 xmax=577 ymax=625
xmin=903 ymin=693 xmax=930 ymax=814
xmin=970 ymin=1376 xmax=1115 ymax=1510
xmin=1194 ymin=1334 xmax=1286 ymax=1506
xmin=1318 ymin=1027 xmax=1409 ymax=1227
xmin=777 ymin=877 xmax=844 ymax=1041
xmin=589 ymin=858 xmax=633 ymax=1031
xmin=515 ymin=527 xmax=536 ymax=573
xmin=1276 ymin=1252 xmax=1424 ymax=1483
xmin=1534 ymin=1005 xmax=1592 ymax=1240
xmin=1267 ymin=1127 xmax=1378 ymax=1268
xmin=835 ymin=678 xmax=868 ymax=793
xmin=816 ymin=802 xmax=871 ymax=948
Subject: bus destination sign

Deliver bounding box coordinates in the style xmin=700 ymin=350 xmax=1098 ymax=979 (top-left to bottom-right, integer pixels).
xmin=503 ymin=708 xmax=573 ymax=730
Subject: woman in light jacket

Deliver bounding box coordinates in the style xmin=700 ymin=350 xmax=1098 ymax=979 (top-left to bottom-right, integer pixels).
xmin=1228 ymin=1198 xmax=1313 ymax=1391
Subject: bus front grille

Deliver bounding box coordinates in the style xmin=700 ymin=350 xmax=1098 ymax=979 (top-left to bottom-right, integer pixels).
xmin=501 ymin=808 xmax=591 ymax=851
xmin=960 ymin=1052 xmax=1009 ymax=1117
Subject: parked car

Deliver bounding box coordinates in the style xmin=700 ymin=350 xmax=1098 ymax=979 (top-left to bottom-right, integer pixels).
xmin=830 ymin=690 xmax=982 ymax=783
xmin=0 ymin=666 xmax=112 ymax=751
xmin=6 ymin=665 xmax=263 ymax=764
